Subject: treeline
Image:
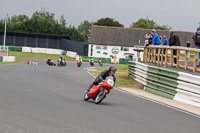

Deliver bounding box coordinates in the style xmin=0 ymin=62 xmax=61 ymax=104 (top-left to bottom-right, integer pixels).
xmin=0 ymin=9 xmax=172 ymax=43
xmin=0 ymin=10 xmax=86 ymax=42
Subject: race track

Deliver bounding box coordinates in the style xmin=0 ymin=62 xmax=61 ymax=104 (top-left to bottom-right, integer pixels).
xmin=0 ymin=61 xmax=199 ymax=133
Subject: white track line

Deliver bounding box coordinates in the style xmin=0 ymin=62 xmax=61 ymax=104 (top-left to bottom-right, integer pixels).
xmin=85 ymin=67 xmax=200 ymax=118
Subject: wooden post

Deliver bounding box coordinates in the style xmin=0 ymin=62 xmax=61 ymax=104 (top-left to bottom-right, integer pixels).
xmin=143 ymin=47 xmax=147 ymax=62
xmin=170 ymin=49 xmax=173 ymax=67
xmin=193 ymin=51 xmax=197 ymax=72
xmin=157 ymin=48 xmax=161 ymax=65
xmin=150 ymin=48 xmax=153 ymax=63
xmin=160 ymin=48 xmax=164 ymax=66
xmin=148 ymin=48 xmax=151 ymax=62
xmin=153 ymin=48 xmax=156 ymax=63
xmin=176 ymin=50 xmax=180 ymax=68
xmin=164 ymin=48 xmax=168 ymax=67
xmin=185 ymin=50 xmax=188 ymax=70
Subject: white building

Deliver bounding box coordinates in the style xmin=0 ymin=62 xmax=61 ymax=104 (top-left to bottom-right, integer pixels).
xmin=88 ymin=26 xmax=144 ymax=63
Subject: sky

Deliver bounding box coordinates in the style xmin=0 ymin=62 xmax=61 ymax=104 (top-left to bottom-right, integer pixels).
xmin=0 ymin=0 xmax=200 ymax=32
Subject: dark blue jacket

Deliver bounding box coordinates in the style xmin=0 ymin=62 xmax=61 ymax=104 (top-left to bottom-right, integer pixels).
xmin=163 ymin=38 xmax=169 ymax=45
xmin=152 ymin=33 xmax=161 ymax=45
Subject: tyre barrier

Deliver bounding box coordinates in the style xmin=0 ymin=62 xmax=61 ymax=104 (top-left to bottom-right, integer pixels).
xmin=27 ymin=61 xmax=38 ymax=66
xmin=128 ymin=61 xmax=200 ymax=108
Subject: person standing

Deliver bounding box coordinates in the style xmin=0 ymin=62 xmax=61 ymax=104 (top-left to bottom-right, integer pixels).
xmin=150 ymin=29 xmax=161 ymax=46
xmin=163 ymin=35 xmax=168 ymax=46
xmin=168 ymin=29 xmax=181 ymax=64
xmin=187 ymin=41 xmax=190 ymax=47
xmin=192 ymin=27 xmax=200 ymax=67
xmin=162 ymin=35 xmax=168 ymax=61
xmin=150 ymin=29 xmax=161 ymax=61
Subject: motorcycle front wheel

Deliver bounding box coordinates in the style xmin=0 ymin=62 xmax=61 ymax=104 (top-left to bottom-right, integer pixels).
xmin=84 ymin=92 xmax=90 ymax=101
xmin=95 ymin=89 xmax=106 ymax=104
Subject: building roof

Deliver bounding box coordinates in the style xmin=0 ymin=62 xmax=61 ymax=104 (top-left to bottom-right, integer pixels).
xmin=89 ymin=25 xmax=193 ymax=47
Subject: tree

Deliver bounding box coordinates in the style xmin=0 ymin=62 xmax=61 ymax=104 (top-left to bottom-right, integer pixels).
xmin=60 ymin=15 xmax=67 ymax=27
xmin=10 ymin=15 xmax=29 ymax=24
xmin=0 ymin=9 xmax=87 ymax=42
xmin=78 ymin=20 xmax=93 ymax=42
xmin=94 ymin=17 xmax=124 ymax=27
xmin=32 ymin=9 xmax=55 ymax=23
xmin=130 ymin=18 xmax=172 ymax=30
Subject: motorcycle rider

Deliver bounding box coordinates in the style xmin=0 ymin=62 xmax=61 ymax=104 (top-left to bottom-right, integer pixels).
xmin=89 ymin=58 xmax=94 ymax=66
xmin=47 ymin=58 xmax=51 ymax=65
xmin=58 ymin=55 xmax=63 ymax=65
xmin=98 ymin=58 xmax=103 ymax=66
xmin=46 ymin=58 xmax=55 ymax=66
xmin=86 ymin=66 xmax=117 ymax=92
xmin=77 ymin=57 xmax=83 ymax=66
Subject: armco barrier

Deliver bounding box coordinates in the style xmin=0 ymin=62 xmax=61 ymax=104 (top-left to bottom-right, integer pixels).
xmin=128 ymin=61 xmax=147 ymax=86
xmin=128 ymin=61 xmax=200 ymax=108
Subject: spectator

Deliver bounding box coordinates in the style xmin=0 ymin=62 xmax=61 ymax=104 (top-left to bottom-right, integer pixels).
xmin=192 ymin=27 xmax=200 ymax=67
xmin=150 ymin=29 xmax=161 ymax=61
xmin=168 ymin=29 xmax=181 ymax=64
xmin=187 ymin=41 xmax=190 ymax=47
xmin=150 ymin=29 xmax=161 ymax=46
xmin=162 ymin=35 xmax=168 ymax=61
xmin=144 ymin=34 xmax=150 ymax=46
xmin=163 ymin=35 xmax=169 ymax=46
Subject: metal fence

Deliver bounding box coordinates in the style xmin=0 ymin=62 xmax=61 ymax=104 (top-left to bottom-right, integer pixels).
xmin=0 ymin=32 xmax=88 ymax=56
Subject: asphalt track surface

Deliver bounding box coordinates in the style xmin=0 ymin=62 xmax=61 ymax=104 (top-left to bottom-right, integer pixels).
xmin=0 ymin=61 xmax=199 ymax=133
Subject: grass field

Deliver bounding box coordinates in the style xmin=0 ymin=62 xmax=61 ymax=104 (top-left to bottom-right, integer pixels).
xmin=91 ymin=65 xmax=136 ymax=88
xmin=0 ymin=51 xmax=75 ymax=65
xmin=9 ymin=51 xmax=75 ymax=61
xmin=0 ymin=62 xmax=26 ymax=65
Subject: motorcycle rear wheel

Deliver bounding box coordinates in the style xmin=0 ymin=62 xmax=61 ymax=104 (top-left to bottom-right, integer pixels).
xmin=95 ymin=89 xmax=106 ymax=104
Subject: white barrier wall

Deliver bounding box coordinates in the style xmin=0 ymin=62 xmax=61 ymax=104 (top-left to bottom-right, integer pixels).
xmin=31 ymin=48 xmax=63 ymax=55
xmin=67 ymin=51 xmax=77 ymax=58
xmin=22 ymin=47 xmax=32 ymax=52
xmin=3 ymin=56 xmax=16 ymax=62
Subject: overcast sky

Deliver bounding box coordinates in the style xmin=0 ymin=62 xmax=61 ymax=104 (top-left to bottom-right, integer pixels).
xmin=0 ymin=0 xmax=200 ymax=32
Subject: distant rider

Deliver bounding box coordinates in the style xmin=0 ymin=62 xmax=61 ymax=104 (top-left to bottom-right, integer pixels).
xmin=89 ymin=58 xmax=94 ymax=66
xmin=59 ymin=55 xmax=63 ymax=65
xmin=77 ymin=57 xmax=82 ymax=66
xmin=86 ymin=66 xmax=117 ymax=92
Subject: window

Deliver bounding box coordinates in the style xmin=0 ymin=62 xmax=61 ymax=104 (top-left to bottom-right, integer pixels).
xmin=121 ymin=47 xmax=129 ymax=51
xmin=96 ymin=45 xmax=107 ymax=50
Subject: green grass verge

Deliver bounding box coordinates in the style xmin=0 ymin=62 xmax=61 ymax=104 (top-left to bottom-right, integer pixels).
xmin=0 ymin=62 xmax=26 ymax=65
xmin=91 ymin=64 xmax=136 ymax=87
xmin=9 ymin=51 xmax=75 ymax=61
xmin=180 ymin=51 xmax=194 ymax=58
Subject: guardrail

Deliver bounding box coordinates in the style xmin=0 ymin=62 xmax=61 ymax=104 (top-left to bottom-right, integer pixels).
xmin=128 ymin=61 xmax=200 ymax=108
xmin=143 ymin=46 xmax=200 ymax=72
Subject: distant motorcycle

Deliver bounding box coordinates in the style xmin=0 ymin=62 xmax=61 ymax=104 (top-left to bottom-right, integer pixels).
xmin=84 ymin=76 xmax=114 ymax=104
xmin=46 ymin=60 xmax=56 ymax=66
xmin=57 ymin=59 xmax=66 ymax=67
xmin=99 ymin=61 xmax=103 ymax=67
xmin=90 ymin=60 xmax=94 ymax=66
xmin=77 ymin=60 xmax=82 ymax=67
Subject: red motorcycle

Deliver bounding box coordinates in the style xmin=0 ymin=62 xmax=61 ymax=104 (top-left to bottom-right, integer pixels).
xmin=77 ymin=60 xmax=82 ymax=67
xmin=84 ymin=76 xmax=114 ymax=104
xmin=46 ymin=60 xmax=56 ymax=66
